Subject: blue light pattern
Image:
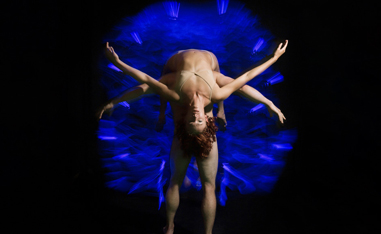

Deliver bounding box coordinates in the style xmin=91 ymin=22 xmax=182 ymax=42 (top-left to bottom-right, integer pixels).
xmin=98 ymin=1 xmax=297 ymax=208
xmin=217 ymin=0 xmax=229 ymax=15
xmin=163 ymin=1 xmax=180 ymax=20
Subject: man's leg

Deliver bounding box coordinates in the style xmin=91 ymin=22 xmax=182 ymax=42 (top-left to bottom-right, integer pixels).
xmin=164 ymin=137 xmax=191 ymax=234
xmin=196 ymin=140 xmax=218 ymax=234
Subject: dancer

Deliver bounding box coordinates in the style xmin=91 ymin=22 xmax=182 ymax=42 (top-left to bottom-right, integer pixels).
xmin=98 ymin=40 xmax=288 ymax=234
xmin=156 ymin=50 xmax=227 ymax=132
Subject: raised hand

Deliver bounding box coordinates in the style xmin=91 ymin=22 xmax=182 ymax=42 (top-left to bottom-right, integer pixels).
xmin=274 ymin=40 xmax=288 ymax=59
xmin=266 ymin=103 xmax=286 ymax=124
xmin=96 ymin=102 xmax=114 ymax=120
xmin=105 ymin=42 xmax=120 ymax=63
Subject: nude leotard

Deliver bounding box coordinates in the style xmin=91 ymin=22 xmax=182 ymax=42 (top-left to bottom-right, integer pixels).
xmin=176 ymin=51 xmax=216 ymax=101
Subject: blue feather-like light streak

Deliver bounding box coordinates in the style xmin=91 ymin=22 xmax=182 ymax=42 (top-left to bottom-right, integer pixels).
xmin=217 ymin=0 xmax=229 ymax=15
xmin=98 ymin=0 xmax=297 ymax=208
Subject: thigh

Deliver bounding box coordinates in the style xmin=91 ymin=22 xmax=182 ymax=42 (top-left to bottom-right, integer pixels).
xmin=195 ymin=139 xmax=219 ymax=186
xmin=169 ymin=137 xmax=192 ymax=184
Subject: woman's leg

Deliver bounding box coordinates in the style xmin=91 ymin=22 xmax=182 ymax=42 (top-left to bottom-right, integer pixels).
xmin=164 ymin=137 xmax=192 ymax=234
xmin=155 ymin=97 xmax=167 ymax=132
xmin=195 ymin=140 xmax=218 ymax=234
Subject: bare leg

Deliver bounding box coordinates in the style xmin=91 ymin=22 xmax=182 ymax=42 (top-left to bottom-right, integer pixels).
xmin=216 ymin=101 xmax=227 ymax=132
xmin=164 ymin=137 xmax=192 ymax=234
xmin=156 ymin=97 xmax=167 ymax=132
xmin=196 ymin=140 xmax=218 ymax=234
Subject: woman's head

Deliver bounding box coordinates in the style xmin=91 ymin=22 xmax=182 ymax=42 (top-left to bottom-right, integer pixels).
xmin=184 ymin=107 xmax=208 ymax=134
xmin=175 ymin=115 xmax=218 ymax=158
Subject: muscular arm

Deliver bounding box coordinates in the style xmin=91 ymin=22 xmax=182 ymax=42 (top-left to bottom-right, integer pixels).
xmin=212 ymin=41 xmax=287 ymax=102
xmin=212 ymin=56 xmax=278 ymax=102
xmin=105 ymin=43 xmax=180 ymax=101
xmin=216 ymin=73 xmax=286 ymax=123
xmin=216 ymin=73 xmax=272 ymax=106
xmin=97 ymin=83 xmax=153 ymax=119
xmin=110 ymin=83 xmax=153 ymax=106
xmin=111 ymin=59 xmax=180 ymax=101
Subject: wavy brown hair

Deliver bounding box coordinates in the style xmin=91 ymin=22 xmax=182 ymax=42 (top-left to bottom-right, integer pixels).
xmin=174 ymin=116 xmax=218 ymax=158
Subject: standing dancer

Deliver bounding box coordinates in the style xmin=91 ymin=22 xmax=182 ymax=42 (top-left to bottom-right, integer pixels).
xmin=98 ymin=40 xmax=288 ymax=234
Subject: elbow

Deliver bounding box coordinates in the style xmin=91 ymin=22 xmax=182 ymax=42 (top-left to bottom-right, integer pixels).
xmin=238 ymin=84 xmax=248 ymax=93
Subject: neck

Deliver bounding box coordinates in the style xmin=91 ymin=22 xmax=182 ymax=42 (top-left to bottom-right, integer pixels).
xmin=188 ymin=92 xmax=205 ymax=108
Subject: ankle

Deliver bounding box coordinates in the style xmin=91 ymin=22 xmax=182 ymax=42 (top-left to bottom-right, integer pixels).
xmin=166 ymin=223 xmax=174 ymax=229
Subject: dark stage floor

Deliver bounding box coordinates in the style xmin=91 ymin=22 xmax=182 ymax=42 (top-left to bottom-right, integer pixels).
xmin=31 ymin=167 xmax=377 ymax=234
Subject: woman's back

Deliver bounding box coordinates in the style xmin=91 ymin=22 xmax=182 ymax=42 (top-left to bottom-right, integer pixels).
xmin=165 ymin=49 xmax=216 ymax=73
xmin=160 ymin=50 xmax=217 ymax=123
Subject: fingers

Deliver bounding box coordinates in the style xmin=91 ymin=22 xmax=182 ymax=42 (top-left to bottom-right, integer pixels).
xmin=97 ymin=109 xmax=104 ymax=120
xmin=106 ymin=42 xmax=114 ymax=53
xmin=277 ymin=40 xmax=288 ymax=51
xmin=281 ymin=40 xmax=288 ymax=51
xmin=283 ymin=40 xmax=288 ymax=49
xmin=279 ymin=113 xmax=286 ymax=124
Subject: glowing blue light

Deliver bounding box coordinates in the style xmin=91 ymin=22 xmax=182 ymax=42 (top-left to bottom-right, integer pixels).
xmin=119 ymin=101 xmax=130 ymax=108
xmin=217 ymin=0 xmax=229 ymax=15
xmin=196 ymin=178 xmax=202 ymax=187
xmin=250 ymin=103 xmax=264 ymax=113
xmin=130 ymin=32 xmax=143 ymax=44
xmin=219 ymin=163 xmax=256 ymax=205
xmin=158 ymin=160 xmax=166 ymax=209
xmin=222 ymin=163 xmax=255 ymax=193
xmin=99 ymin=1 xmax=298 ymax=206
xmin=108 ymin=63 xmax=122 ymax=72
xmin=266 ymin=72 xmax=284 ymax=85
xmin=219 ymin=177 xmax=228 ymax=206
xmin=272 ymin=143 xmax=293 ymax=150
xmin=128 ymin=172 xmax=161 ymax=194
xmin=98 ymin=136 xmax=117 ymax=140
xmin=112 ymin=153 xmax=129 ymax=159
xmin=163 ymin=1 xmax=180 ymax=20
xmin=258 ymin=153 xmax=273 ymax=161
xmin=252 ymin=38 xmax=265 ymax=54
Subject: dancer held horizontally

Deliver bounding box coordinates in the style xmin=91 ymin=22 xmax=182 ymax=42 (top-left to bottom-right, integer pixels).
xmin=98 ymin=40 xmax=288 ymax=234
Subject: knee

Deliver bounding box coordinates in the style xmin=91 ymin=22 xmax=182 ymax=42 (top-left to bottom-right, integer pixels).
xmin=202 ymin=182 xmax=215 ymax=194
xmin=169 ymin=176 xmax=184 ymax=187
xmin=238 ymin=85 xmax=248 ymax=93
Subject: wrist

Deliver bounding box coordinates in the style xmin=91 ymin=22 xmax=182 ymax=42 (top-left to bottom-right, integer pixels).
xmin=264 ymin=100 xmax=273 ymax=107
xmin=112 ymin=58 xmax=121 ymax=65
xmin=105 ymin=102 xmax=114 ymax=110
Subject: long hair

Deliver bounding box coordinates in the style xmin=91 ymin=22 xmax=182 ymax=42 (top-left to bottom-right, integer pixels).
xmin=174 ymin=116 xmax=218 ymax=158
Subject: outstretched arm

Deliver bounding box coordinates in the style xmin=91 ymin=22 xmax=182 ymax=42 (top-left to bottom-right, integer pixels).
xmin=239 ymin=85 xmax=286 ymax=124
xmin=97 ymin=83 xmax=153 ymax=119
xmin=216 ymin=72 xmax=286 ymax=124
xmin=212 ymin=40 xmax=288 ymax=102
xmin=105 ymin=42 xmax=180 ymax=101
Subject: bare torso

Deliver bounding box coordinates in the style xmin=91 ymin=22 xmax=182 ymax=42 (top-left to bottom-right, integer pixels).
xmin=161 ymin=49 xmax=219 ymax=122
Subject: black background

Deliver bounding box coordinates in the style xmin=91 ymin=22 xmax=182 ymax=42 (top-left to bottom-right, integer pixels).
xmin=3 ymin=0 xmax=380 ymax=233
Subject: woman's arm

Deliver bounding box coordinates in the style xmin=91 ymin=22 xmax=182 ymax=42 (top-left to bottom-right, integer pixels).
xmin=105 ymin=42 xmax=180 ymax=101
xmin=213 ymin=40 xmax=288 ymax=102
xmin=239 ymin=85 xmax=286 ymax=124
xmin=215 ymin=71 xmax=286 ymax=124
xmin=96 ymin=83 xmax=153 ymax=119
